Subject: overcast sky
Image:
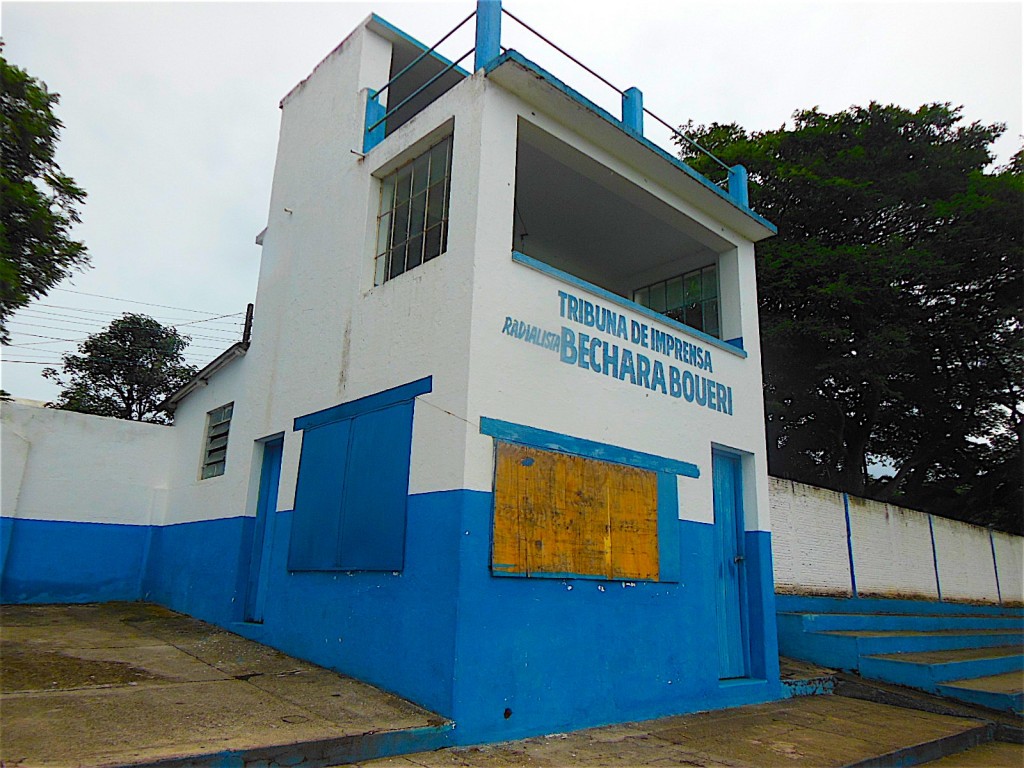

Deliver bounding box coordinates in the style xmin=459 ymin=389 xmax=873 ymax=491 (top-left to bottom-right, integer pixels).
xmin=2 ymin=1 xmax=1020 ymax=402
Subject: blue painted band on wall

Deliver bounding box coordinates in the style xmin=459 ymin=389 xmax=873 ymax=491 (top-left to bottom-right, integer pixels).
xmin=725 ymin=337 xmax=744 ymax=350
xmin=512 ymin=251 xmax=747 ymax=360
xmin=657 ymin=472 xmax=681 ymax=582
xmin=480 ymin=416 xmax=699 ymax=478
xmin=294 ymin=376 xmax=432 ymax=432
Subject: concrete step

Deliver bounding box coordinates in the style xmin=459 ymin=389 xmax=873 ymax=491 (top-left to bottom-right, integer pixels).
xmin=779 ymin=655 xmax=836 ymax=698
xmin=776 ymin=594 xmax=1024 ymax=618
xmin=860 ymin=647 xmax=1024 ymax=692
xmin=780 ymin=611 xmax=1024 ymax=633
xmin=938 ymin=672 xmax=1024 ymax=716
xmin=923 ymin=740 xmax=1024 ymax=767
xmin=359 ymin=695 xmax=1001 ymax=768
xmin=779 ymin=612 xmax=1023 ymax=671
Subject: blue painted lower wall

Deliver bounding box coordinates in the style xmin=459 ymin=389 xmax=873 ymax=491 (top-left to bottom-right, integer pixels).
xmin=0 ymin=518 xmax=150 ymax=604
xmin=0 ymin=491 xmax=781 ymax=743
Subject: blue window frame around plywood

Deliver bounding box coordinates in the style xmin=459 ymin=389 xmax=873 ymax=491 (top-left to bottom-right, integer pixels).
xmin=480 ymin=417 xmax=699 ymax=583
xmin=288 ymin=377 xmax=431 ymax=572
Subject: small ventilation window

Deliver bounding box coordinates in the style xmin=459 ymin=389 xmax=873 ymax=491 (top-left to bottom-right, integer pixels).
xmin=201 ymin=403 xmax=233 ymax=479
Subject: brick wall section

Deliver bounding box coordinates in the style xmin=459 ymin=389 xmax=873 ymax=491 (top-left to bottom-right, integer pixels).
xmin=931 ymin=516 xmax=999 ymax=603
xmin=768 ymin=477 xmax=852 ymax=596
xmin=847 ymin=496 xmax=939 ymax=600
xmin=992 ymin=531 xmax=1024 ymax=606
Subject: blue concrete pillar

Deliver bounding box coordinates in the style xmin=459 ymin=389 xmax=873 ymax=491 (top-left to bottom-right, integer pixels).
xmin=364 ymin=89 xmax=386 ymax=153
xmin=728 ymin=165 xmax=749 ymax=207
xmin=475 ymin=0 xmax=502 ymax=72
xmin=622 ymin=87 xmax=643 ymax=135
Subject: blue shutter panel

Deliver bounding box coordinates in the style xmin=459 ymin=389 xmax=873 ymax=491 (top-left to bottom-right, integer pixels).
xmin=288 ymin=420 xmax=351 ymax=570
xmin=338 ymin=402 xmax=414 ymax=570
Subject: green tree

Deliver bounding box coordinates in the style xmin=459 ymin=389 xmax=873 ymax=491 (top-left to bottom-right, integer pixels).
xmin=677 ymin=103 xmax=1023 ymax=532
xmin=42 ymin=314 xmax=198 ymax=424
xmin=1 ymin=48 xmax=89 ymax=344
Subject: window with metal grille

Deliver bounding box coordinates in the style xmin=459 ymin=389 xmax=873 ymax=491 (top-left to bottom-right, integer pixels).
xmin=374 ymin=135 xmax=452 ymax=285
xmin=201 ymin=403 xmax=233 ymax=479
xmin=634 ymin=264 xmax=720 ymax=338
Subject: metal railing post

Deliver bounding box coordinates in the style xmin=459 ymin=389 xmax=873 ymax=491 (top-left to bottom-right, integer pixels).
xmin=728 ymin=165 xmax=749 ymax=207
xmin=364 ymin=88 xmax=386 ymax=153
xmin=475 ymin=0 xmax=502 ymax=71
xmin=622 ymin=87 xmax=643 ymax=135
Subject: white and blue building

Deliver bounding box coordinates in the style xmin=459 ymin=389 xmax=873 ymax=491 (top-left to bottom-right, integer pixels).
xmin=1 ymin=2 xmax=784 ymax=744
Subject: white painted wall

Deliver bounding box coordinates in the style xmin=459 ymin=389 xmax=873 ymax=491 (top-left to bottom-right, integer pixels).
xmin=931 ymin=515 xmax=1000 ymax=603
xmin=0 ymin=402 xmax=173 ymax=525
xmin=992 ymin=531 xmax=1024 ymax=606
xmin=769 ymin=478 xmax=1022 ymax=605
xmin=769 ymin=477 xmax=852 ymax=596
xmin=461 ymin=81 xmax=772 ymax=532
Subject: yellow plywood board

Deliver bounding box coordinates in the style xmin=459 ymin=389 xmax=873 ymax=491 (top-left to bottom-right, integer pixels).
xmin=492 ymin=442 xmax=658 ymax=580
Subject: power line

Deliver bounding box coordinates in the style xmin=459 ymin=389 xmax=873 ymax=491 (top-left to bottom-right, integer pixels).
xmin=52 ymin=287 xmax=236 ymax=316
xmin=19 ymin=307 xmax=244 ymax=332
xmin=30 ymin=302 xmax=245 ymax=328
xmin=9 ymin=319 xmax=238 ymax=344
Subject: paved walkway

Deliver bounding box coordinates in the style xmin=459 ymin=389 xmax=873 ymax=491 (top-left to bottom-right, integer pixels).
xmin=356 ymin=695 xmax=1017 ymax=767
xmin=1 ymin=602 xmax=448 ymax=767
xmin=2 ymin=603 xmax=1021 ymax=768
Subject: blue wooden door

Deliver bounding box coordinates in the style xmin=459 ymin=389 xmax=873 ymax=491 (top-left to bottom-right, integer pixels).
xmin=712 ymin=450 xmax=748 ymax=678
xmin=244 ymin=438 xmax=283 ymax=623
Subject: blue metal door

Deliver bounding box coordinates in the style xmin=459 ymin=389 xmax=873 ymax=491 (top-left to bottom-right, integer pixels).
xmin=712 ymin=449 xmax=748 ymax=678
xmin=244 ymin=437 xmax=283 ymax=623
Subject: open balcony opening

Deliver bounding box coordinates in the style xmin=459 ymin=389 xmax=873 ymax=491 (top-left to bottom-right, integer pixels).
xmin=513 ymin=120 xmax=740 ymax=341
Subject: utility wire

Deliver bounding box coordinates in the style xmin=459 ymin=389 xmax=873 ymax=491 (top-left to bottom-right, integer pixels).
xmin=53 ymin=287 xmax=234 ymax=316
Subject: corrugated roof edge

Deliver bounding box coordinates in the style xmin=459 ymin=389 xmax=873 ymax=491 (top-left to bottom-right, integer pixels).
xmin=485 ymin=50 xmax=778 ymax=238
xmin=159 ymin=342 xmax=248 ymax=413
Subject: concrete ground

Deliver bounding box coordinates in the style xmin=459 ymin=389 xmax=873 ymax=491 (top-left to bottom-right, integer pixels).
xmin=356 ymin=696 xmax=1019 ymax=768
xmin=1 ymin=602 xmax=449 ymax=767
xmin=2 ymin=603 xmax=1021 ymax=768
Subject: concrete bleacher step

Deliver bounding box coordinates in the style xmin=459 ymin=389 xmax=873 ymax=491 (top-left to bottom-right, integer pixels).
xmin=860 ymin=646 xmax=1023 ymax=693
xmin=780 ymin=610 xmax=1024 ymax=633
xmin=937 ymin=672 xmax=1024 ymax=716
xmin=775 ymin=595 xmax=1024 ymax=716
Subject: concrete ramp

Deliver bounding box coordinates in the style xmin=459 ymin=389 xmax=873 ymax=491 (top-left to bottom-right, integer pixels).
xmin=0 ymin=603 xmax=452 ymax=767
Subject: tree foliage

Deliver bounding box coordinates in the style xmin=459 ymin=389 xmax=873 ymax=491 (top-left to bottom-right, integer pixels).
xmin=677 ymin=103 xmax=1023 ymax=533
xmin=43 ymin=314 xmax=198 ymax=424
xmin=1 ymin=48 xmax=89 ymax=343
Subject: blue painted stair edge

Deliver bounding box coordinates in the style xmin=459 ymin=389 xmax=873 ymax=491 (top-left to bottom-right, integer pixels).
xmin=777 ymin=594 xmax=1024 ymax=618
xmin=784 ymin=612 xmax=1023 ymax=632
xmin=777 ymin=614 xmax=1022 ymax=672
xmin=860 ymin=653 xmax=1024 ymax=692
xmin=934 ymin=684 xmax=1023 ymax=716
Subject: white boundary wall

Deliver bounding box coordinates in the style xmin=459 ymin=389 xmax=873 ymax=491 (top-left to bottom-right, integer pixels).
xmin=769 ymin=477 xmax=852 ymax=596
xmin=992 ymin=531 xmax=1024 ymax=605
xmin=1 ymin=402 xmax=174 ymax=525
xmin=848 ymin=497 xmax=938 ymax=600
xmin=770 ymin=478 xmax=1023 ymax=605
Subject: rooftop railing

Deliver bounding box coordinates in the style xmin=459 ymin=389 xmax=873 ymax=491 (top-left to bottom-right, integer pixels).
xmin=364 ymin=0 xmax=749 ymax=208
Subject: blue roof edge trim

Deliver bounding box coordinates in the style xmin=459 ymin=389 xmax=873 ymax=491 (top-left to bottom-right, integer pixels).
xmin=512 ymin=251 xmax=749 ymax=360
xmin=480 ymin=417 xmax=700 ymax=478
xmin=485 ymin=50 xmax=778 ymax=236
xmin=294 ymin=376 xmax=433 ymax=432
xmin=369 ymin=14 xmax=472 ymax=79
